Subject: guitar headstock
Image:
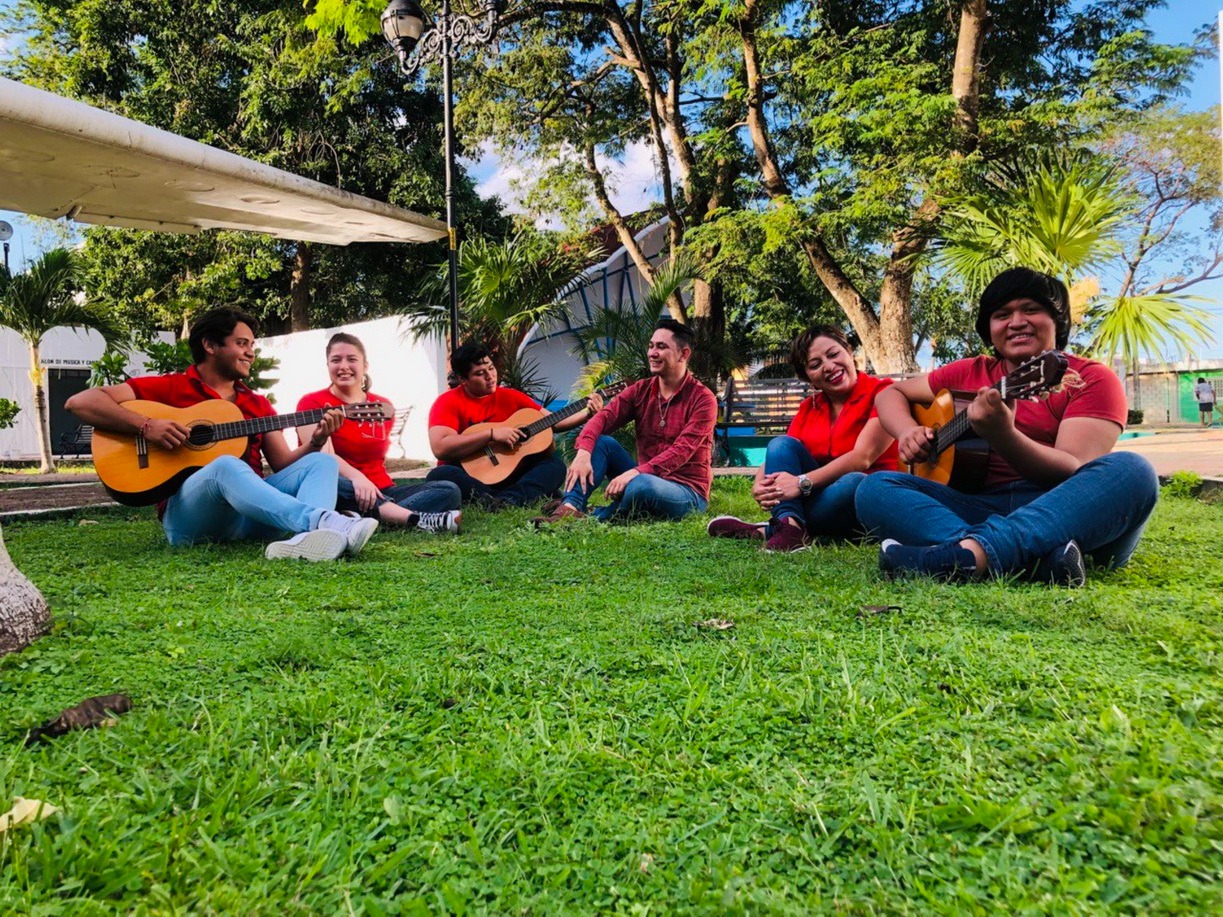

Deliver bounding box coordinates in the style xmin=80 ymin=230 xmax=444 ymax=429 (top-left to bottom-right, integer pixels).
xmin=343 ymin=402 xmax=394 ymax=422
xmin=599 ymin=380 xmax=630 ymax=400
xmin=1001 ymin=350 xmax=1069 ymax=401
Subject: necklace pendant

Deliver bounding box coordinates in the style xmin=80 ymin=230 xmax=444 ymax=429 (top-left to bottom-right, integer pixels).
xmin=659 ymin=417 xmax=666 ymax=428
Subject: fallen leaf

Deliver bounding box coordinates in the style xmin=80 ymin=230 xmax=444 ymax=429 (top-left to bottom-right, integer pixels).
xmin=413 ymin=552 xmax=439 ymax=558
xmin=639 ymin=853 xmax=655 ymax=872
xmin=0 ymin=797 xmax=59 ymax=832
xmin=77 ymin=519 xmax=98 ymax=526
xmin=25 ymin=694 xmax=133 ymax=746
xmin=694 ymin=618 xmax=735 ymax=630
xmin=858 ymin=605 xmax=902 ymax=618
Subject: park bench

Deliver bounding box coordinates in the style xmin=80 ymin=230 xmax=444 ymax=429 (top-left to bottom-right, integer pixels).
xmin=57 ymin=424 xmax=93 ymax=457
xmin=715 ymin=377 xmax=809 ymax=466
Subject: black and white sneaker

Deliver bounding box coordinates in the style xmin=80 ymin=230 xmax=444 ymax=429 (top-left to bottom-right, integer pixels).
xmin=1040 ymin=540 xmax=1087 ymax=588
xmin=414 ymin=510 xmax=461 ymax=534
xmin=879 ymin=539 xmax=978 ymax=581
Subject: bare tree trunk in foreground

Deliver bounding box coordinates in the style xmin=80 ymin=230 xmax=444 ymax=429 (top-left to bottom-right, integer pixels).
xmin=0 ymin=524 xmax=51 ymax=657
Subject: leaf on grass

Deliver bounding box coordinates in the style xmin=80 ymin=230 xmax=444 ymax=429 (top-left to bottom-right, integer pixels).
xmin=0 ymin=797 xmax=59 ymax=832
xmin=639 ymin=852 xmax=655 ymax=872
xmin=77 ymin=519 xmax=98 ymax=526
xmin=694 ymin=619 xmax=735 ymax=630
xmin=858 ymin=605 xmax=902 ymax=618
xmin=25 ymin=694 xmax=133 ymax=746
xmin=413 ymin=552 xmax=439 ymax=558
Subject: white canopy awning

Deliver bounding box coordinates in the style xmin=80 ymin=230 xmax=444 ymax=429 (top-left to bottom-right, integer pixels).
xmin=0 ymin=78 xmax=448 ymax=246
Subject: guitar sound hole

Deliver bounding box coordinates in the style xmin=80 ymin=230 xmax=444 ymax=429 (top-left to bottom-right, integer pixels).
xmin=186 ymin=424 xmax=215 ymax=449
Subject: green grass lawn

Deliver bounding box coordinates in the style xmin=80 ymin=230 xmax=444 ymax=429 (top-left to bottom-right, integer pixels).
xmin=1 ymin=479 xmax=1220 ymax=914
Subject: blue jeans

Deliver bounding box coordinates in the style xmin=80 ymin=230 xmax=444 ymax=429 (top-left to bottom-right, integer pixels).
xmin=854 ymin=452 xmax=1159 ymax=574
xmin=763 ymin=436 xmax=866 ymax=539
xmin=162 ymin=453 xmax=339 ymax=546
xmin=561 ymin=435 xmax=707 ymax=522
xmin=426 ymin=452 xmax=566 ymax=507
xmin=337 ymin=477 xmax=461 ymax=517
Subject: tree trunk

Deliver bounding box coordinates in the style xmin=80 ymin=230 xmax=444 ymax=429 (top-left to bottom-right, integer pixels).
xmin=0 ymin=524 xmax=51 ymax=657
xmin=951 ymin=0 xmax=987 ymax=150
xmin=290 ymin=242 xmax=313 ymax=332
xmin=30 ymin=342 xmax=56 ymax=475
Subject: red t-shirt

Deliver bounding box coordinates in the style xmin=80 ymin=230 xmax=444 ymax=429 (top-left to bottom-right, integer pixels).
xmin=785 ymin=372 xmax=899 ymax=472
xmin=297 ymin=388 xmax=395 ymax=490
xmin=127 ymin=365 xmax=275 ymax=477
xmin=427 ymin=385 xmax=542 ymax=465
xmin=928 ymin=353 xmax=1127 ymax=487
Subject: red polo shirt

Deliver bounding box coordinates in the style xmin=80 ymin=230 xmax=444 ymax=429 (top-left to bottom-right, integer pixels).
xmin=127 ymin=365 xmax=276 ymax=477
xmin=427 ymin=384 xmax=542 ymax=465
xmin=786 ymin=372 xmax=899 ymax=472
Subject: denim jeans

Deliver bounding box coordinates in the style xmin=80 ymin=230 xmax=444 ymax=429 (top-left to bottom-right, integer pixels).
xmin=854 ymin=452 xmax=1159 ymax=574
xmin=763 ymin=435 xmax=866 ymax=539
xmin=561 ymin=435 xmax=707 ymax=522
xmin=162 ymin=452 xmax=339 ymax=546
xmin=337 ymin=477 xmax=461 ymax=517
xmin=425 ymin=452 xmax=566 ymax=507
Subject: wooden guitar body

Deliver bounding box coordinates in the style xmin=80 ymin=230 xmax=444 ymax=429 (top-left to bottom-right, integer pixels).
xmin=907 ymin=391 xmax=990 ymax=492
xmin=92 ymin=400 xmax=247 ymax=506
xmin=460 ymin=409 xmax=553 ymax=486
xmin=908 ymin=391 xmax=956 ymax=485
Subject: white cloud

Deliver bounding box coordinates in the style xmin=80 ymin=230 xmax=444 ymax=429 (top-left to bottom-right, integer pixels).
xmin=466 ymin=139 xmax=672 ymax=230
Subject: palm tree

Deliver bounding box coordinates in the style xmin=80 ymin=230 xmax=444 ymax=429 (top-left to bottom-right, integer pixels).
xmin=403 ymin=232 xmax=600 ymax=401
xmin=936 ymin=149 xmax=1214 ymax=403
xmin=0 ymin=248 xmax=126 ymax=473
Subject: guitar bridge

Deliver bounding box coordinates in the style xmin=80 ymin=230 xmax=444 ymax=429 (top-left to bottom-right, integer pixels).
xmin=483 ymin=446 xmax=499 ymax=466
xmin=136 ymin=433 xmax=150 ymax=469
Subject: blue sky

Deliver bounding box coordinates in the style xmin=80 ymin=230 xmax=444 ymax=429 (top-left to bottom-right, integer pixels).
xmin=3 ymin=1 xmax=1222 ymax=356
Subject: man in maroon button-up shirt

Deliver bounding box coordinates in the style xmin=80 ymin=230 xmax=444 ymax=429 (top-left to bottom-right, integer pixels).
xmin=537 ymin=319 xmax=717 ymax=524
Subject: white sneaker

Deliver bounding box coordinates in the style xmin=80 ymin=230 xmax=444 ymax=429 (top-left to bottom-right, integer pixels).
xmin=414 ymin=510 xmax=461 ymax=534
xmin=265 ymin=530 xmax=347 ymax=562
xmin=315 ymin=510 xmax=379 ymax=557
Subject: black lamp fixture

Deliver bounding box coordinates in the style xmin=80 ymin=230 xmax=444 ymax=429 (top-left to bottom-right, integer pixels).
xmin=381 ymin=0 xmax=501 ymax=384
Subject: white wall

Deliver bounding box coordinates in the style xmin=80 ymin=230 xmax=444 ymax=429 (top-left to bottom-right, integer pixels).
xmin=258 ymin=315 xmax=448 ymax=462
xmin=0 ymin=327 xmax=172 ymax=460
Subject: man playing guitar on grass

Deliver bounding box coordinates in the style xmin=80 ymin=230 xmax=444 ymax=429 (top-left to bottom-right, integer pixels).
xmin=424 ymin=343 xmax=603 ymax=509
xmin=856 ymin=267 xmax=1159 ymax=587
xmin=66 ymin=307 xmax=378 ymax=562
xmin=535 ymin=319 xmax=718 ymax=525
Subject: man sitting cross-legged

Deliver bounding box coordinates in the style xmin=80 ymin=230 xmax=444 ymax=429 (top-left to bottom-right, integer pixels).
xmin=424 ymin=343 xmax=602 ymax=508
xmin=855 ymin=267 xmax=1159 ymax=587
xmin=535 ymin=319 xmax=718 ymax=525
xmin=66 ymin=307 xmax=377 ymax=561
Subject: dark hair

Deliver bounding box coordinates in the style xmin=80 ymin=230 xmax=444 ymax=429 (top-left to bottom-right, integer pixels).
xmin=327 ymin=332 xmax=371 ymax=392
xmin=976 ymin=267 xmax=1071 ymax=351
xmin=452 ymin=342 xmax=494 ymax=379
xmin=655 ymin=318 xmax=694 ymax=353
xmin=188 ymin=307 xmax=259 ymax=364
xmin=1199 ymin=377 xmax=1207 ymax=384
xmin=790 ymin=324 xmax=853 ymax=382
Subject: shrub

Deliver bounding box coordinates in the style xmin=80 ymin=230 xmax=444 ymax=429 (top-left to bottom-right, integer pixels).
xmin=0 ymin=398 xmax=20 ymax=430
xmin=1127 ymin=408 xmax=1144 ymax=426
xmin=1162 ymin=470 xmax=1202 ymax=499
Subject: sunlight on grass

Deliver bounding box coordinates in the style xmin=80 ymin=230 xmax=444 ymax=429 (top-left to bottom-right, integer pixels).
xmin=0 ymin=479 xmax=1220 ymax=912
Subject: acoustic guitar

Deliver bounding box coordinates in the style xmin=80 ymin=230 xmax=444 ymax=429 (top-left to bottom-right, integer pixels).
xmin=93 ymin=399 xmax=392 ymax=506
xmin=460 ymin=381 xmax=629 ymax=486
xmin=907 ymin=350 xmax=1069 ymax=492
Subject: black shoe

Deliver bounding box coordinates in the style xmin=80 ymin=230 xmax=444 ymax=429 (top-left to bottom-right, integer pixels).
xmin=1038 ymin=540 xmax=1087 ymax=588
xmin=879 ymin=539 xmax=978 ymax=582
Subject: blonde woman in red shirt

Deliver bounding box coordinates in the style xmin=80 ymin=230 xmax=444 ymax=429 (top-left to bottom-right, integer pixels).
xmin=707 ymin=324 xmax=898 ymax=552
xmin=297 ymin=333 xmax=461 ymax=534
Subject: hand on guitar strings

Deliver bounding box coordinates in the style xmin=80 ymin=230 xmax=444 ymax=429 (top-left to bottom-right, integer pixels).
xmin=585 ymin=392 xmax=605 ymax=415
xmin=143 ymin=416 xmax=191 ymax=451
xmin=897 ymin=426 xmax=935 ymax=465
xmin=966 ymin=387 xmax=1015 ymax=441
xmin=490 ymin=425 xmax=525 ymax=449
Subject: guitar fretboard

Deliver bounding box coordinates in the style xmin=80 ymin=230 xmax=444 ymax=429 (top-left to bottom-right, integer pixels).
xmin=190 ymin=407 xmax=379 ymax=445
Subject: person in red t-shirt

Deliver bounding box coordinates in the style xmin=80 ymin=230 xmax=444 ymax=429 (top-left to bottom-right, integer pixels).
xmin=706 ymin=324 xmax=898 ymax=552
xmin=424 ymin=343 xmax=602 ymax=508
xmin=859 ymin=267 xmax=1158 ymax=586
xmin=65 ymin=307 xmax=378 ymax=562
xmin=296 ymin=333 xmax=461 ymax=534
xmin=534 ymin=319 xmax=718 ymax=525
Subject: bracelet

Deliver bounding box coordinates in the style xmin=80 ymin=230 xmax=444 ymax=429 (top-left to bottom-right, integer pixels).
xmin=138 ymin=418 xmax=152 ymax=439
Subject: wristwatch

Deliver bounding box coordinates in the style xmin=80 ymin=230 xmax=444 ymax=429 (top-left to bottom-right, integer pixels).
xmin=797 ymin=474 xmax=813 ymax=496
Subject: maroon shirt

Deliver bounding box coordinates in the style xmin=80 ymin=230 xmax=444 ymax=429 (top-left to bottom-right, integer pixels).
xmin=576 ymin=374 xmax=717 ymax=500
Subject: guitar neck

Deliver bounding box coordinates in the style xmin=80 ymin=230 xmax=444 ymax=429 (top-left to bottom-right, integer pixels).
xmin=519 ymin=396 xmax=593 ymax=438
xmin=930 ymin=376 xmax=1011 ymax=457
xmin=205 ymin=407 xmax=345 ymax=444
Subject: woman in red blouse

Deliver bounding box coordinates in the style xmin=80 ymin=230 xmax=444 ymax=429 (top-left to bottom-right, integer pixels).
xmin=296 ymin=333 xmax=461 ymax=533
xmin=708 ymin=324 xmax=898 ymax=552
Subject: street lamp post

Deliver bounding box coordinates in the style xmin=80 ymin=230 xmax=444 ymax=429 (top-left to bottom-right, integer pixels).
xmin=381 ymin=0 xmax=500 ymax=377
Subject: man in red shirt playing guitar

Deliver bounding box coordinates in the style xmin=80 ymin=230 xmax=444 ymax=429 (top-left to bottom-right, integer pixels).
xmin=66 ymin=307 xmax=379 ymax=562
xmin=856 ymin=267 xmax=1159 ymax=586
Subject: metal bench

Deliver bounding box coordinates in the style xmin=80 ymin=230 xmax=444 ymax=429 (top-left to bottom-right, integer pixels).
xmin=57 ymin=424 xmax=93 ymax=457
xmin=387 ymin=407 xmax=413 ymax=459
xmin=715 ymin=378 xmax=809 ymax=466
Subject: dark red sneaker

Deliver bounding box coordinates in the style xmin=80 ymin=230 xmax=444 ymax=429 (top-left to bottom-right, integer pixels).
xmin=764 ymin=521 xmax=812 ymax=553
xmin=706 ymin=515 xmax=767 ymax=540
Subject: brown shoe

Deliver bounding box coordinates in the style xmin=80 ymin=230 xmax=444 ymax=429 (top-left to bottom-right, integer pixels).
xmin=531 ymin=502 xmax=586 ymax=528
xmin=538 ymin=498 xmax=563 ymax=516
